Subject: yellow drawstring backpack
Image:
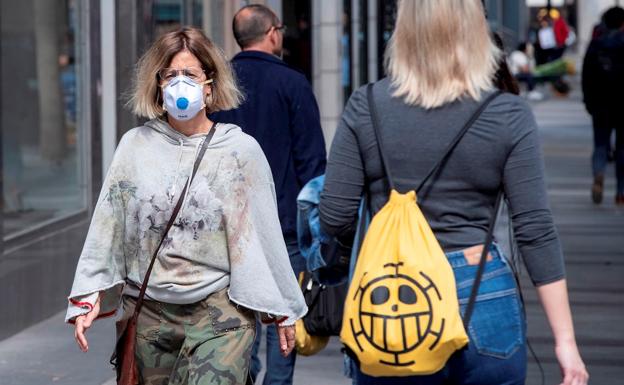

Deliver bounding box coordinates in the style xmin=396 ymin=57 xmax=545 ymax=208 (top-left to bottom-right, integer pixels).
xmin=341 ymin=85 xmax=502 ymax=377
xmin=295 ymin=274 xmax=329 ymax=356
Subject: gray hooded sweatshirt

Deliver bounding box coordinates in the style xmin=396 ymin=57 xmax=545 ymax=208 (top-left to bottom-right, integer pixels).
xmin=66 ymin=119 xmax=307 ymax=326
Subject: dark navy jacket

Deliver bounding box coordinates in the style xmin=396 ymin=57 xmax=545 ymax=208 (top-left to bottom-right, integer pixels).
xmin=212 ymin=51 xmax=326 ymax=237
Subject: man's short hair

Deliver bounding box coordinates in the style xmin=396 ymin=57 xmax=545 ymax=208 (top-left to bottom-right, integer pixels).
xmin=603 ymin=6 xmax=624 ymax=30
xmin=233 ymin=4 xmax=280 ymax=49
xmin=517 ymin=42 xmax=527 ymax=53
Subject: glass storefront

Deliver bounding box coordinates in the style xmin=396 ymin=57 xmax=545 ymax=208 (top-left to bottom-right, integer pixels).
xmin=342 ymin=0 xmax=371 ymax=100
xmin=342 ymin=0 xmax=353 ymax=101
xmin=377 ymin=0 xmax=397 ymax=77
xmin=282 ymin=0 xmax=312 ymax=81
xmin=356 ymin=0 xmax=369 ymax=87
xmin=151 ymin=0 xmax=204 ymax=40
xmin=1 ymin=0 xmax=87 ymax=237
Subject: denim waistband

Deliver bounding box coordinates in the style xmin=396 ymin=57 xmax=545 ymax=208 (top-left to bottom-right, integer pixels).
xmin=445 ymin=243 xmax=504 ymax=268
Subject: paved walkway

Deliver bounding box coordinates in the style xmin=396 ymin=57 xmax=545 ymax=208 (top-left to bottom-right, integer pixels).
xmin=522 ymin=88 xmax=624 ymax=384
xmin=0 ymin=87 xmax=622 ymax=384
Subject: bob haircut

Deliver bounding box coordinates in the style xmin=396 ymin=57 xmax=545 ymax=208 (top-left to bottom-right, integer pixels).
xmin=129 ymin=27 xmax=242 ymax=119
xmin=385 ymin=0 xmax=501 ymax=109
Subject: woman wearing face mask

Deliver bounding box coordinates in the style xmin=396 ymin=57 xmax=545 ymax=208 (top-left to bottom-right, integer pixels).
xmin=65 ymin=27 xmax=305 ymax=384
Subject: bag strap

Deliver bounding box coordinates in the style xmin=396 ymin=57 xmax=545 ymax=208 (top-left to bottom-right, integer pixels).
xmin=366 ymin=83 xmax=501 ymax=193
xmin=462 ymin=190 xmax=503 ymax=327
xmin=366 ymin=83 xmax=505 ymax=327
xmin=130 ymin=122 xmax=217 ymax=320
xmin=354 ymin=194 xmax=368 ymax=255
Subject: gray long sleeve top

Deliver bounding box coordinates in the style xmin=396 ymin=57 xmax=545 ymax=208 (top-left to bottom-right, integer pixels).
xmin=319 ymin=79 xmax=565 ymax=286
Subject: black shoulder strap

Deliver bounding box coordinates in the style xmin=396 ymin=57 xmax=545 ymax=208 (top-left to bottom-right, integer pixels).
xmin=366 ymin=83 xmax=501 ymax=193
xmin=132 ymin=122 xmax=217 ymax=319
xmin=366 ymin=83 xmax=505 ymax=328
xmin=462 ymin=190 xmax=503 ymax=327
xmin=367 ymin=84 xmax=397 ymax=190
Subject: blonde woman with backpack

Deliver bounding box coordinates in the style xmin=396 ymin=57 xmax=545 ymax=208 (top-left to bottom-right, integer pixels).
xmin=319 ymin=1 xmax=588 ymax=384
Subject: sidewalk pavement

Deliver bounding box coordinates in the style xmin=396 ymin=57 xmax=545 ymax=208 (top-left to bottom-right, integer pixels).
xmin=522 ymin=85 xmax=624 ymax=384
xmin=0 ymin=84 xmax=622 ymax=384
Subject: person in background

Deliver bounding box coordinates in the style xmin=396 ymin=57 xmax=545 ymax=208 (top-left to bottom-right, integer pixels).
xmin=320 ymin=0 xmax=588 ymax=383
xmin=211 ymin=4 xmax=326 ymax=385
xmin=552 ymin=9 xmax=570 ymax=59
xmin=536 ymin=14 xmax=557 ymax=65
xmin=508 ymin=41 xmax=544 ymax=101
xmin=582 ymin=6 xmax=624 ymax=206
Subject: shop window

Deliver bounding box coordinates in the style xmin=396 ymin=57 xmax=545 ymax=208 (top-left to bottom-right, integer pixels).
xmin=282 ymin=0 xmax=312 ymax=82
xmin=342 ymin=0 xmax=353 ymax=102
xmin=357 ymin=0 xmax=369 ymax=87
xmin=1 ymin=0 xmax=88 ymax=236
xmin=377 ymin=0 xmax=397 ymax=77
xmin=151 ymin=0 xmax=203 ymax=40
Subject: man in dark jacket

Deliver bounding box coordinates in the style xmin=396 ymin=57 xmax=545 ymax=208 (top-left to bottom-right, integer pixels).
xmin=211 ymin=4 xmax=326 ymax=385
xmin=582 ymin=6 xmax=624 ymax=205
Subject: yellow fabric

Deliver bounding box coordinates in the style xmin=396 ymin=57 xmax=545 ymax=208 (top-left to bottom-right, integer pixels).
xmin=294 ymin=272 xmax=330 ymax=356
xmin=341 ymin=190 xmax=468 ymax=376
xmin=295 ymin=318 xmax=330 ymax=356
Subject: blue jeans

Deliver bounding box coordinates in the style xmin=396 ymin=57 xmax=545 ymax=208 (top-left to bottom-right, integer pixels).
xmin=355 ymin=244 xmax=526 ymax=385
xmin=592 ymin=116 xmax=624 ymax=195
xmin=249 ymin=236 xmax=304 ymax=385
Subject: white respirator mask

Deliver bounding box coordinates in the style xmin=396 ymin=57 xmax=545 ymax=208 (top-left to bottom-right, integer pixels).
xmin=162 ymin=75 xmax=212 ymax=121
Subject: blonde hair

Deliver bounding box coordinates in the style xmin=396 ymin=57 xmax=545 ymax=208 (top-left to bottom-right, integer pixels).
xmin=385 ymin=0 xmax=501 ymax=109
xmin=129 ymin=27 xmax=242 ymax=119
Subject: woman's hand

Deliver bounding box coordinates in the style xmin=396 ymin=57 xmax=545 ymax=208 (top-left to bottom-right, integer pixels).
xmin=536 ymin=279 xmax=589 ymax=385
xmin=556 ymin=340 xmax=589 ymax=385
xmin=74 ymin=295 xmax=101 ymax=352
xmin=277 ymin=324 xmax=296 ymax=357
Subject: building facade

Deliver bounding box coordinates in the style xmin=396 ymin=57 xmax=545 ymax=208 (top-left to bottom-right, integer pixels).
xmin=2 ymin=0 xmax=613 ymax=340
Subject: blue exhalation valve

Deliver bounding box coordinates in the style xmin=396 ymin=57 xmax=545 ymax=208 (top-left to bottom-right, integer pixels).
xmin=176 ymin=97 xmax=189 ymax=110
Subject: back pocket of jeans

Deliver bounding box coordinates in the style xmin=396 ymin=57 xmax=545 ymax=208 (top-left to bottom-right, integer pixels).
xmin=462 ymin=289 xmax=524 ymax=359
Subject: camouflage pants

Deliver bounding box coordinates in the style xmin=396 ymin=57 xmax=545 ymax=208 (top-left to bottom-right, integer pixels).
xmin=120 ymin=288 xmax=256 ymax=385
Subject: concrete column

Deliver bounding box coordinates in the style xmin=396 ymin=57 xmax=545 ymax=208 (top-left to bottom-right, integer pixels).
xmin=577 ymin=0 xmax=617 ymax=56
xmin=312 ymin=0 xmax=343 ymax=149
xmin=368 ymin=0 xmax=379 ymax=81
xmin=33 ymin=0 xmax=66 ymax=161
xmin=223 ymin=0 xmax=245 ymax=58
xmin=351 ymin=0 xmax=361 ymax=90
xmin=101 ymin=0 xmax=117 ymax=175
xmin=203 ymin=0 xmax=225 ymax=47
xmin=265 ymin=0 xmax=283 ymax=20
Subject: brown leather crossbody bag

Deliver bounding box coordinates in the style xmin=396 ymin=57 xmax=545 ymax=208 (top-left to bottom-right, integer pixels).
xmin=109 ymin=123 xmax=215 ymax=385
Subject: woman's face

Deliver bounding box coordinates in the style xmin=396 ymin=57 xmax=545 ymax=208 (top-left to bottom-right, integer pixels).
xmin=164 ymin=50 xmax=212 ymax=99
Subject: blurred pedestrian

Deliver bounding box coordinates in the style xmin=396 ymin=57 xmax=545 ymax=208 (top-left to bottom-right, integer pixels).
xmin=320 ymin=0 xmax=588 ymax=384
xmin=536 ymin=14 xmax=557 ymax=64
xmin=212 ymin=5 xmax=326 ymax=385
xmin=582 ymin=6 xmax=624 ymax=205
xmin=508 ymin=41 xmax=544 ymax=101
xmin=66 ymin=27 xmax=306 ymax=384
xmin=552 ymin=9 xmax=571 ymax=59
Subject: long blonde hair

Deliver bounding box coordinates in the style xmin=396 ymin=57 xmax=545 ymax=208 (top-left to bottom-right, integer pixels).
xmin=129 ymin=27 xmax=242 ymax=119
xmin=385 ymin=0 xmax=500 ymax=109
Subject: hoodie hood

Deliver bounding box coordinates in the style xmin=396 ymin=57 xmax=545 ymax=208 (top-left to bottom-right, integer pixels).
xmin=144 ymin=118 xmax=240 ymax=147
